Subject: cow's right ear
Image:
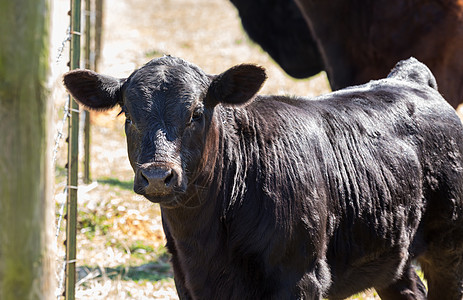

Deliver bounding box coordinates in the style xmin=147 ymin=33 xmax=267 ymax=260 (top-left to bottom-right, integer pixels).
xmin=63 ymin=69 xmax=125 ymax=110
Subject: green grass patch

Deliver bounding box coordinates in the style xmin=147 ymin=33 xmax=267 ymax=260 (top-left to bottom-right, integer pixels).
xmin=55 ymin=164 xmax=67 ymax=183
xmin=129 ymin=240 xmax=155 ymax=254
xmin=78 ymin=259 xmax=172 ymax=283
xmin=78 ymin=210 xmax=110 ymax=240
xmin=127 ymin=242 xmax=170 ymax=264
xmin=144 ymin=49 xmax=164 ymax=58
xmin=98 ymin=177 xmax=134 ymax=190
xmin=117 ymin=262 xmax=172 ymax=282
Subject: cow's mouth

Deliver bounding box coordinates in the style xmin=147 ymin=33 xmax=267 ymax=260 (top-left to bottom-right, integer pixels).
xmin=142 ymin=193 xmax=179 ymax=207
xmin=133 ymin=182 xmax=185 ymax=207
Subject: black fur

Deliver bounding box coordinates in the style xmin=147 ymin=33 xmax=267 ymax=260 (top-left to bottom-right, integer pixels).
xmin=229 ymin=0 xmax=323 ymax=79
xmin=230 ymin=0 xmax=463 ymax=108
xmin=63 ymin=56 xmax=463 ymax=299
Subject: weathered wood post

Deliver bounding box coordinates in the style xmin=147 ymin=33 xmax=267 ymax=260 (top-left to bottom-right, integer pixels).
xmin=0 ymin=0 xmax=55 ymax=299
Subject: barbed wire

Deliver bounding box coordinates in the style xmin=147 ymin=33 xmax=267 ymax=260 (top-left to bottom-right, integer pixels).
xmin=56 ymin=259 xmax=67 ymax=300
xmin=55 ymin=186 xmax=68 ymax=240
xmin=54 ymin=4 xmax=100 ymax=296
xmin=55 ymin=184 xmax=68 ymax=300
xmin=54 ymin=25 xmax=73 ymax=300
xmin=56 ymin=26 xmax=71 ymax=64
xmin=53 ymin=99 xmax=70 ymax=164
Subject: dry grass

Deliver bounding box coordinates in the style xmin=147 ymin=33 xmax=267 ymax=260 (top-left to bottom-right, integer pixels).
xmin=50 ymin=0 xmax=380 ymax=298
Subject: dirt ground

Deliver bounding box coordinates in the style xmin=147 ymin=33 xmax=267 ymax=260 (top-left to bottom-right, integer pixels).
xmin=50 ymin=0 xmax=381 ymax=299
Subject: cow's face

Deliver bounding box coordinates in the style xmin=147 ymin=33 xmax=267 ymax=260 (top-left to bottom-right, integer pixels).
xmin=121 ymin=59 xmax=214 ymax=204
xmin=63 ymin=56 xmax=266 ymax=207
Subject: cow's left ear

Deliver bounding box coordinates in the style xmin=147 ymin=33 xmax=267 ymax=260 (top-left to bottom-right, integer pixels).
xmin=204 ymin=64 xmax=267 ymax=107
xmin=63 ymin=69 xmax=125 ymax=111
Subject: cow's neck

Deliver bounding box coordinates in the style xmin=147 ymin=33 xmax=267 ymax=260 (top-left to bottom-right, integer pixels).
xmin=159 ymin=105 xmax=258 ymax=241
xmin=160 ymin=191 xmax=226 ymax=298
xmin=210 ymin=106 xmax=257 ymax=216
xmin=158 ymin=106 xmax=263 ymax=296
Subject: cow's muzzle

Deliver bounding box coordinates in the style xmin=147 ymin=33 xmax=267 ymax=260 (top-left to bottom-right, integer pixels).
xmin=134 ymin=163 xmax=186 ymax=203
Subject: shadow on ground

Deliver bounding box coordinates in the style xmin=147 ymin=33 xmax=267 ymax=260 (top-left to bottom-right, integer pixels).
xmin=77 ymin=258 xmax=172 ymax=283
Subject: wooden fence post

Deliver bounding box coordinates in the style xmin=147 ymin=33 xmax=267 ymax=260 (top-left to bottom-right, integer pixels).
xmin=0 ymin=0 xmax=54 ymax=299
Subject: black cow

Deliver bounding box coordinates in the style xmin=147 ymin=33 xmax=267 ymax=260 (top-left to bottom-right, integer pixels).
xmin=230 ymin=0 xmax=463 ymax=109
xmin=64 ymin=56 xmax=463 ymax=299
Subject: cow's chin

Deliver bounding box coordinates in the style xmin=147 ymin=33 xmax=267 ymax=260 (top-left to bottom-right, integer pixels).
xmin=142 ymin=193 xmax=180 ymax=208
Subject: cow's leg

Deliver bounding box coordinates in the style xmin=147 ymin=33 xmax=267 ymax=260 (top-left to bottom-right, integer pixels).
xmin=419 ymin=249 xmax=463 ymax=300
xmin=294 ymin=259 xmax=331 ymax=300
xmin=375 ymin=263 xmax=427 ymax=300
xmin=295 ymin=275 xmax=324 ymax=300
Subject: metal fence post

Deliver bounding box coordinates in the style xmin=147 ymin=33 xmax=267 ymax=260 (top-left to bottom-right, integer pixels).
xmin=83 ymin=0 xmax=91 ymax=184
xmin=95 ymin=0 xmax=103 ymax=72
xmin=65 ymin=0 xmax=81 ymax=298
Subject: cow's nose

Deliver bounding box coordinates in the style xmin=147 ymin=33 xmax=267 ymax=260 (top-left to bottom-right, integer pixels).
xmin=138 ymin=167 xmax=178 ymax=195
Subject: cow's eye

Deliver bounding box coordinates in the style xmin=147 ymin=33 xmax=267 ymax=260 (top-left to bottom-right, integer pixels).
xmin=125 ymin=112 xmax=133 ymax=125
xmin=190 ymin=109 xmax=203 ymax=123
xmin=119 ymin=107 xmax=133 ymax=126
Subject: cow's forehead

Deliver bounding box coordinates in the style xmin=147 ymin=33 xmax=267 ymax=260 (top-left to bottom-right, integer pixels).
xmin=121 ymin=58 xmax=211 ymax=125
xmin=123 ymin=58 xmax=210 ymax=106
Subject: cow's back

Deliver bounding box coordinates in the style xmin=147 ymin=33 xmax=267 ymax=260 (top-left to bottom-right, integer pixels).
xmin=315 ymin=78 xmax=463 ymax=297
xmin=243 ymin=58 xmax=463 ymax=297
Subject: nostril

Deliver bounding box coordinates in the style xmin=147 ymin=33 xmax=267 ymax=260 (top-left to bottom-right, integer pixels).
xmin=164 ymin=171 xmax=174 ymax=186
xmin=139 ymin=170 xmax=149 ymax=186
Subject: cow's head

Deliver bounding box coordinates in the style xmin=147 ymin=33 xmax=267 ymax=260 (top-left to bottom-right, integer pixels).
xmin=63 ymin=56 xmax=266 ymax=207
